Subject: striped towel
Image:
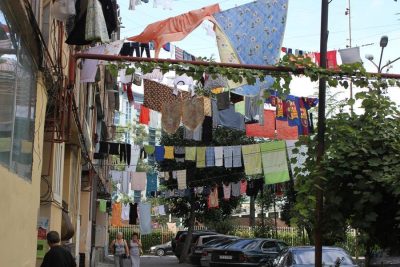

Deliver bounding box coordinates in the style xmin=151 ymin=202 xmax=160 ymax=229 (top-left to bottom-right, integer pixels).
xmin=175 ymin=47 xmax=183 ymax=60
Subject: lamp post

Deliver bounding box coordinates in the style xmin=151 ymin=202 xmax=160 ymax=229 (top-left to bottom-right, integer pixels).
xmin=365 ymin=36 xmax=400 ymax=73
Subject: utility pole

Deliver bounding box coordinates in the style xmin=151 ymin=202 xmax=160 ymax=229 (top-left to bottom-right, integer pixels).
xmin=346 ymin=0 xmax=354 ymax=113
xmin=315 ymin=0 xmax=329 ymax=267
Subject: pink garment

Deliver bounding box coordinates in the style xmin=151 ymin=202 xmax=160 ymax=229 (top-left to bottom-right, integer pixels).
xmin=131 ymin=172 xmax=147 ymax=191
xmin=223 ymin=183 xmax=231 ymax=200
xmin=127 ymin=4 xmax=220 ymax=57
xmin=240 ymin=180 xmax=247 ymax=195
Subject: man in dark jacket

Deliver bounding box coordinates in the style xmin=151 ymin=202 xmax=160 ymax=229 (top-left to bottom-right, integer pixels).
xmin=41 ymin=231 xmax=76 ymax=267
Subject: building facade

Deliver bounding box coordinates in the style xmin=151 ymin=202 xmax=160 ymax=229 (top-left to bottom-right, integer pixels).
xmin=0 ymin=0 xmax=119 ymax=266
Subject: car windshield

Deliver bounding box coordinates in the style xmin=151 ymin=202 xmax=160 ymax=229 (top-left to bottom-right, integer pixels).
xmin=293 ymin=249 xmax=354 ymax=265
xmin=227 ymin=239 xmax=256 ymax=249
xmin=203 ymin=238 xmax=226 ymax=246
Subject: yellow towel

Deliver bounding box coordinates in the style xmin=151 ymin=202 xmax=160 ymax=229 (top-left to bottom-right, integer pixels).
xmin=196 ymin=147 xmax=206 ymax=168
xmin=241 ymin=144 xmax=263 ymax=175
xmin=164 ymin=146 xmax=175 ymax=159
xmin=185 ymin=147 xmax=196 ymax=161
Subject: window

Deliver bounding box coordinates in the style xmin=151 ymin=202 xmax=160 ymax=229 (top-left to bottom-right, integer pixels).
xmin=52 ymin=142 xmax=64 ymax=203
xmin=261 ymin=241 xmax=278 ymax=252
xmin=0 ymin=8 xmax=37 ymax=180
xmin=41 ymin=3 xmax=50 ymax=46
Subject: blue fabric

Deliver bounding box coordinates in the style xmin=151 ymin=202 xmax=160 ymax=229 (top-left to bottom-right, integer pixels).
xmin=214 ymin=0 xmax=288 ymax=96
xmin=206 ymin=147 xmax=215 ymax=167
xmin=212 ymin=100 xmax=245 ymax=131
xmin=155 ymin=146 xmax=165 ymax=162
xmin=146 ymin=172 xmax=158 ymax=197
xmin=139 ymin=203 xmax=152 ymax=235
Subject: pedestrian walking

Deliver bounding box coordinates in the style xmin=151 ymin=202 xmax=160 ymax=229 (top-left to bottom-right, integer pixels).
xmin=129 ymin=232 xmax=142 ymax=267
xmin=110 ymin=232 xmax=130 ymax=267
xmin=40 ymin=231 xmax=76 ymax=267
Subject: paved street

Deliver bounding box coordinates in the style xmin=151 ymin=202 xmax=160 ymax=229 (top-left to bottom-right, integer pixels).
xmin=97 ymin=255 xmax=192 ymax=267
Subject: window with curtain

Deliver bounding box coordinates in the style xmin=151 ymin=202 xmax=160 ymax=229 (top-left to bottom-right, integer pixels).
xmin=0 ymin=8 xmax=37 ymax=180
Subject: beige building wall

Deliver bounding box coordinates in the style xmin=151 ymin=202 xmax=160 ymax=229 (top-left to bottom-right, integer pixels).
xmin=0 ymin=80 xmax=47 ymax=267
xmin=80 ymin=191 xmax=93 ymax=267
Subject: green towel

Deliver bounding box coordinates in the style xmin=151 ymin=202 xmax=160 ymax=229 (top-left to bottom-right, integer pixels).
xmin=260 ymin=141 xmax=290 ymax=184
xmin=196 ymin=147 xmax=206 ymax=168
xmin=241 ymin=144 xmax=262 ymax=175
xmin=185 ymin=147 xmax=196 ymax=161
xmin=0 ymin=137 xmax=11 ymax=152
xmin=99 ymin=199 xmax=107 ymax=213
xmin=144 ymin=145 xmax=155 ymax=155
xmin=234 ymin=101 xmax=245 ymax=115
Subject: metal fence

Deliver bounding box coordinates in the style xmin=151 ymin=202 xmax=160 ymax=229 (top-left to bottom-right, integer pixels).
xmin=109 ymin=225 xmax=358 ymax=255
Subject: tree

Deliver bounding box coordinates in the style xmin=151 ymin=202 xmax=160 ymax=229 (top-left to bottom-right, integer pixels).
xmin=292 ymin=91 xmax=400 ymax=263
xmin=158 ymin=126 xmax=255 ymax=263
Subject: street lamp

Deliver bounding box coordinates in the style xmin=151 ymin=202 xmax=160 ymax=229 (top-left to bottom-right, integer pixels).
xmin=365 ymin=36 xmax=400 ymax=73
xmin=378 ymin=35 xmax=388 ymax=71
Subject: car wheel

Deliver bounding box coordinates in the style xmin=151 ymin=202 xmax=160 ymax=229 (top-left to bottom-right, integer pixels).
xmin=156 ymin=249 xmax=165 ymax=256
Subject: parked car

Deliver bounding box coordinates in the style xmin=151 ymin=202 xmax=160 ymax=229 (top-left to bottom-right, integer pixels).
xmin=200 ymin=238 xmax=242 ymax=267
xmin=272 ymin=246 xmax=358 ymax=267
xmin=189 ymin=235 xmax=235 ymax=265
xmin=210 ymin=238 xmax=288 ymax=267
xmin=173 ymin=230 xmax=218 ymax=259
xmin=370 ymin=249 xmax=400 ymax=267
xmin=149 ymin=241 xmax=173 ymax=256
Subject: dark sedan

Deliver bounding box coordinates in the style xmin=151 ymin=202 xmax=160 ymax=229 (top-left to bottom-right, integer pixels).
xmin=272 ymin=246 xmax=358 ymax=267
xmin=149 ymin=241 xmax=173 ymax=256
xmin=201 ymin=238 xmax=243 ymax=267
xmin=210 ymin=238 xmax=288 ymax=267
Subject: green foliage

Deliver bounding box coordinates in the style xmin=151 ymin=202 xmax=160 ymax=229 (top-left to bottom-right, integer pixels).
xmin=292 ymin=91 xmax=400 ymax=251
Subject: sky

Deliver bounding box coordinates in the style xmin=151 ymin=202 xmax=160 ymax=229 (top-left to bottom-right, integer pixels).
xmin=118 ymin=0 xmax=400 ymax=102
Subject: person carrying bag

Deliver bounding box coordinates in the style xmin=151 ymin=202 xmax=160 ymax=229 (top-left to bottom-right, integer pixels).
xmin=110 ymin=232 xmax=130 ymax=267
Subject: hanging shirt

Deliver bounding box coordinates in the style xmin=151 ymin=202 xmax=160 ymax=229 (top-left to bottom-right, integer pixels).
xmin=111 ymin=202 xmax=122 ymax=226
xmin=208 ymin=186 xmax=219 ymax=208
xmin=99 ymin=199 xmax=107 ymax=212
xmin=129 ymin=203 xmax=138 ymax=225
xmin=223 ymin=183 xmax=231 ymax=200
xmin=240 ymin=180 xmax=247 ymax=195
xmin=196 ymin=147 xmax=206 ymax=168
xmin=149 ymin=109 xmax=161 ymax=129
xmin=212 ymin=100 xmax=245 ymax=131
xmin=139 ymin=106 xmax=150 ymax=125
xmin=214 ymin=146 xmax=223 ymax=166
xmin=146 ymin=172 xmax=158 ymax=197
xmin=231 ymin=182 xmax=241 ymax=197
xmin=121 ymin=203 xmax=130 ymax=221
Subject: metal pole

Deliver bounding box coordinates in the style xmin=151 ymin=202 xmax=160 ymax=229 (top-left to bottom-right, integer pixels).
xmin=315 ymin=1 xmax=329 ymax=267
xmin=378 ymin=46 xmax=385 ymax=73
xmin=73 ymin=53 xmax=400 ymax=79
xmin=347 ymin=0 xmax=354 ymax=114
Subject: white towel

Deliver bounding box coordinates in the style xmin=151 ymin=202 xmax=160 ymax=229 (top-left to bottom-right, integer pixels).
xmin=176 ymin=170 xmax=187 ymax=190
xmin=214 ymin=147 xmax=223 ymax=166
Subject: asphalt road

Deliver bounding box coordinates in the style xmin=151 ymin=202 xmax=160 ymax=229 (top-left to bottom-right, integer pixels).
xmin=97 ymin=255 xmax=192 ymax=267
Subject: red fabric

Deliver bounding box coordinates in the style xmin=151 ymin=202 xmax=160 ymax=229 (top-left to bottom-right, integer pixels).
xmin=127 ymin=4 xmax=221 ymax=57
xmin=246 ymin=109 xmax=298 ymax=140
xmin=139 ymin=106 xmax=150 ymax=125
xmin=314 ymin=50 xmax=338 ymax=70
xmin=126 ymin=84 xmax=134 ymax=103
